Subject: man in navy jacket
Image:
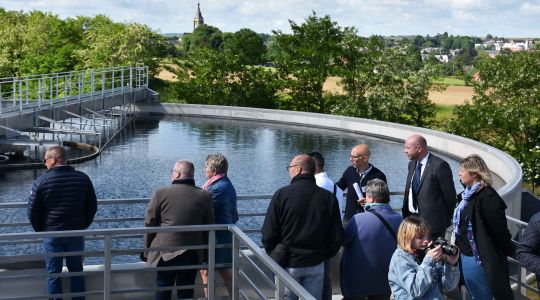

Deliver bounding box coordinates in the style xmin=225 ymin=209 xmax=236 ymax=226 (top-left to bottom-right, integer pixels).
xmin=517 ymin=212 xmax=540 ymax=294
xmin=27 ymin=146 xmax=97 ymax=300
xmin=336 ymin=144 xmax=387 ymax=223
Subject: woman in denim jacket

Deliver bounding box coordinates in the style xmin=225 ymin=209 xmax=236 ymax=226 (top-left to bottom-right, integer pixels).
xmin=388 ymin=215 xmax=460 ymax=300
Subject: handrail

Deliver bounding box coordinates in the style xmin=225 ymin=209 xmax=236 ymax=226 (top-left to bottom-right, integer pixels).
xmin=1 ymin=194 xmax=537 ymax=298
xmin=0 ymin=224 xmax=314 ymax=299
xmin=0 ymin=65 xmax=148 ymax=116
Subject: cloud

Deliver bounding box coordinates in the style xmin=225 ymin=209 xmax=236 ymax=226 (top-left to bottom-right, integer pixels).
xmin=520 ymin=2 xmax=540 ymax=14
xmin=1 ymin=0 xmax=539 ymax=36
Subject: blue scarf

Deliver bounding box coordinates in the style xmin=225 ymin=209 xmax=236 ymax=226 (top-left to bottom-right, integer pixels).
xmin=452 ymin=182 xmax=482 ymax=235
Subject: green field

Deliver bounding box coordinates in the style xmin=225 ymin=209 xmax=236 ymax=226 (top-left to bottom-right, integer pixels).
xmin=431 ymin=77 xmax=467 ymax=86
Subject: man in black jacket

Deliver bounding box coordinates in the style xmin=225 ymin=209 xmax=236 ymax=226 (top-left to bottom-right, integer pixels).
xmin=336 ymin=144 xmax=387 ymax=223
xmin=402 ymin=134 xmax=456 ymax=240
xmin=262 ymin=154 xmax=344 ymax=300
xmin=27 ymin=146 xmax=97 ymax=300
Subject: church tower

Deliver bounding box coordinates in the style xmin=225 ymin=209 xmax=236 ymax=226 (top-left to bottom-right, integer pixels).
xmin=193 ymin=1 xmax=204 ymax=30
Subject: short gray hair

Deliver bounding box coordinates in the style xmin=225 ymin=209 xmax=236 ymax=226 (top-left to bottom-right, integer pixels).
xmin=174 ymin=160 xmax=195 ymax=178
xmin=365 ymin=179 xmax=390 ymax=203
xmin=205 ymin=153 xmax=229 ymax=174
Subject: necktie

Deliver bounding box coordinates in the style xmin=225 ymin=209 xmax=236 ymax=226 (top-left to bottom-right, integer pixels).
xmin=412 ymin=162 xmax=422 ymax=194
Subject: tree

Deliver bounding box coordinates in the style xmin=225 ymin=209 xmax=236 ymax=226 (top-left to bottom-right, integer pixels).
xmin=183 ymin=24 xmax=223 ymax=52
xmin=75 ymin=15 xmax=165 ymax=76
xmin=0 ymin=8 xmax=26 ymax=77
xmin=222 ymin=28 xmax=266 ymax=65
xmin=448 ymin=51 xmax=540 ymax=189
xmin=168 ymin=48 xmax=279 ymax=108
xmin=337 ymin=33 xmax=437 ymax=127
xmin=272 ymin=12 xmax=344 ymax=113
xmin=19 ymin=11 xmax=82 ymax=74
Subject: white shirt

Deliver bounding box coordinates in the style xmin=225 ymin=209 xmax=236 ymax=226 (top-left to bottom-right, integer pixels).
xmin=315 ymin=172 xmax=344 ymax=220
xmin=408 ymin=153 xmax=430 ymax=213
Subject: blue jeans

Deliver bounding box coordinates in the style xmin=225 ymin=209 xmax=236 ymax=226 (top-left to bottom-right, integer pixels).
xmin=286 ymin=262 xmax=324 ymax=300
xmin=155 ymin=251 xmax=198 ymax=300
xmin=461 ymin=254 xmax=493 ymax=300
xmin=43 ymin=236 xmax=85 ymax=300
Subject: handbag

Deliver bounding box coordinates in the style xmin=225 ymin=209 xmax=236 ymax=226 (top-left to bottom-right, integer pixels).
xmin=269 ymin=243 xmax=289 ymax=267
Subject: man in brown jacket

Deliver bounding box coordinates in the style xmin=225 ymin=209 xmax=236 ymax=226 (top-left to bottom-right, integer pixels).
xmin=144 ymin=160 xmax=215 ymax=300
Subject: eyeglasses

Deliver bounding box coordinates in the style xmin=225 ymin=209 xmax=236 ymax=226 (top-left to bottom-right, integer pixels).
xmin=43 ymin=156 xmax=55 ymax=162
xmin=171 ymin=169 xmax=181 ymax=173
xmin=286 ymin=165 xmax=298 ymax=171
xmin=350 ymin=154 xmax=367 ymax=159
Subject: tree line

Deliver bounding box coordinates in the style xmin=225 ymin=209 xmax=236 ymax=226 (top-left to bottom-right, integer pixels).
xmin=0 ymin=8 xmax=165 ymax=78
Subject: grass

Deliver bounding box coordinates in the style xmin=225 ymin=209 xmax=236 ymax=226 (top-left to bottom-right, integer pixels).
xmin=431 ymin=77 xmax=467 ymax=86
xmin=434 ymin=104 xmax=455 ymax=122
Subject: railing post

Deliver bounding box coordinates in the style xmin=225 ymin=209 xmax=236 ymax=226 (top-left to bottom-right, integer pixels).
xmin=104 ymin=234 xmax=112 ymax=300
xmin=91 ymin=71 xmax=95 ymax=100
xmin=521 ymin=266 xmax=527 ymax=296
xmin=19 ymin=80 xmax=23 ymax=112
xmin=146 ymin=66 xmax=149 ymax=88
xmin=12 ymin=78 xmax=16 ymax=107
xmin=112 ymin=69 xmax=115 ymax=95
xmin=25 ymin=77 xmax=29 ymax=104
xmin=232 ymin=232 xmax=240 ymax=300
xmin=275 ymin=274 xmax=285 ymax=300
xmin=208 ymin=230 xmax=216 ymax=300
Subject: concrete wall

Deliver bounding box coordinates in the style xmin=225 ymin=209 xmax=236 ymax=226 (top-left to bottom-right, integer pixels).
xmin=134 ymin=103 xmax=523 ymax=219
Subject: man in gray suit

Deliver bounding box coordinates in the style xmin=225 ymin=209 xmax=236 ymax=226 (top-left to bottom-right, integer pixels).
xmin=144 ymin=160 xmax=215 ymax=300
xmin=402 ymin=134 xmax=457 ymax=240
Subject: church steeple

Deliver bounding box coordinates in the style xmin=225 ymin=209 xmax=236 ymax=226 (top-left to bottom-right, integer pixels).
xmin=193 ymin=1 xmax=204 ymax=30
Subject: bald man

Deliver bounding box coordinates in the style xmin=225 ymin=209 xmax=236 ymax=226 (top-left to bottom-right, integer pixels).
xmin=144 ymin=160 xmax=215 ymax=299
xmin=262 ymin=155 xmax=343 ymax=300
xmin=402 ymin=134 xmax=456 ymax=240
xmin=336 ymin=144 xmax=387 ymax=223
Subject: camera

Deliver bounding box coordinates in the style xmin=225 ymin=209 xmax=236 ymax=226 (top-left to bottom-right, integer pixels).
xmin=429 ymin=237 xmax=459 ymax=256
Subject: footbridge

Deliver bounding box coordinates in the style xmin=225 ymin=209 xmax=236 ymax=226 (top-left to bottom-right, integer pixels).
xmin=0 ymin=64 xmax=156 ymax=158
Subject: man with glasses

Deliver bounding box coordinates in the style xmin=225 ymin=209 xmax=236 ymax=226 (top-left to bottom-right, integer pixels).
xmin=336 ymin=144 xmax=387 ymax=223
xmin=27 ymin=146 xmax=97 ymax=300
xmin=262 ymin=155 xmax=343 ymax=300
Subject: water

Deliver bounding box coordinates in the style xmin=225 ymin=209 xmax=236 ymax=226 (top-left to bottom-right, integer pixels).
xmin=0 ymin=115 xmax=464 ymax=262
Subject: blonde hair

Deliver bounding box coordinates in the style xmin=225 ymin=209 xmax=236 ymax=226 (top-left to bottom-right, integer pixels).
xmin=397 ymin=215 xmax=431 ymax=253
xmin=460 ymin=154 xmax=492 ymax=187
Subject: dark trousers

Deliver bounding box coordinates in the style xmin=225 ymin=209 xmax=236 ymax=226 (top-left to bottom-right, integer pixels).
xmin=155 ymin=251 xmax=198 ymax=300
xmin=43 ymin=236 xmax=85 ymax=300
xmin=323 ymin=258 xmax=332 ymax=300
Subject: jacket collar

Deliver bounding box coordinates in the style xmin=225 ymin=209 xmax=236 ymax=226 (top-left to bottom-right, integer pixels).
xmin=48 ymin=165 xmax=74 ymax=172
xmin=172 ymin=178 xmax=196 ymax=186
xmin=290 ymin=174 xmax=316 ymax=184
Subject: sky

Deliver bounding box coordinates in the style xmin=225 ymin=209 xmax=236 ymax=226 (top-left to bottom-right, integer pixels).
xmin=2 ymin=0 xmax=540 ymax=38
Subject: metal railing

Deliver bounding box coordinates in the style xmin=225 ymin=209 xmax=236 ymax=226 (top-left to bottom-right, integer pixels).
xmin=1 ymin=194 xmax=538 ymax=299
xmin=0 ymin=224 xmax=315 ymax=300
xmin=0 ymin=64 xmax=148 ymax=116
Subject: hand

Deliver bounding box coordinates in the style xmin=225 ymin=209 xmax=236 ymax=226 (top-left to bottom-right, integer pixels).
xmin=444 ymin=247 xmax=460 ymax=266
xmin=357 ymin=198 xmax=366 ymax=207
xmin=426 ymin=244 xmax=443 ymax=262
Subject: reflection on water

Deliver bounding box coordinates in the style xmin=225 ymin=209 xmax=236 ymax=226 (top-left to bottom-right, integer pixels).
xmin=0 ymin=115 xmax=464 ymax=262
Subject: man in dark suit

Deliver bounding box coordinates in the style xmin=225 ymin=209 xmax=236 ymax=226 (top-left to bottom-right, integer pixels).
xmin=144 ymin=160 xmax=215 ymax=300
xmin=402 ymin=134 xmax=457 ymax=240
xmin=336 ymin=144 xmax=387 ymax=223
